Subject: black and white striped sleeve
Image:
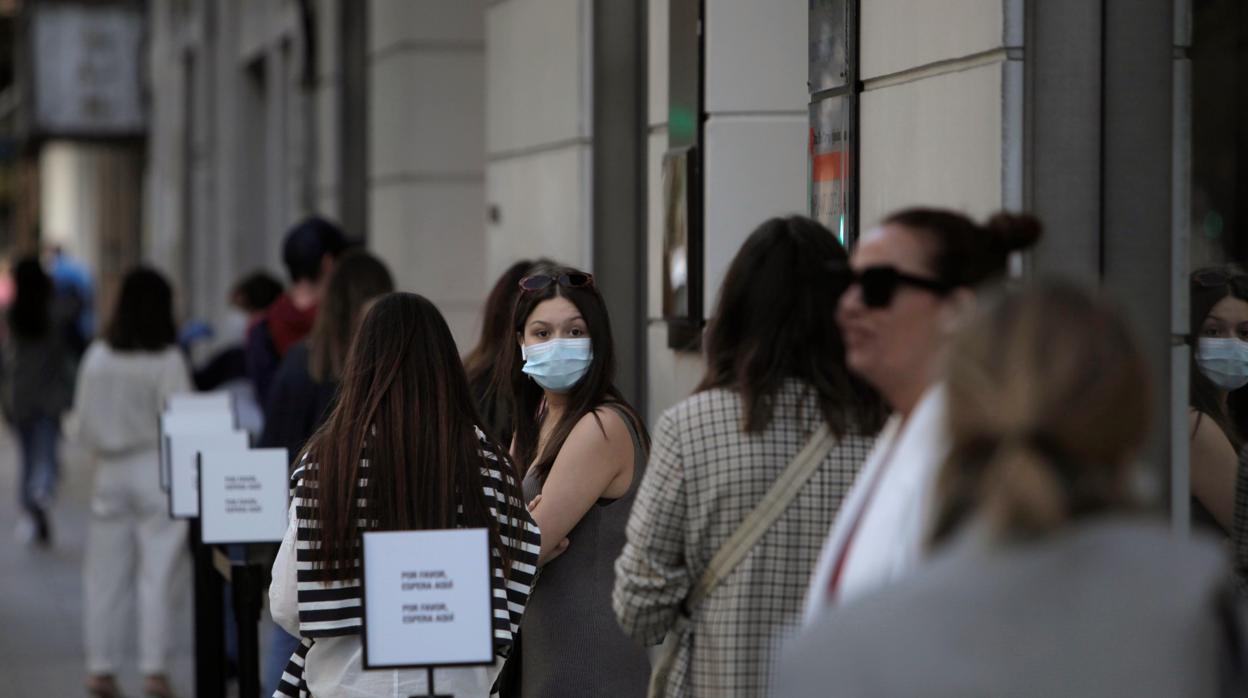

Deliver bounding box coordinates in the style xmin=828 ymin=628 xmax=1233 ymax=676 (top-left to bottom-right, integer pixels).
xmin=478 ymin=437 xmax=541 ymax=654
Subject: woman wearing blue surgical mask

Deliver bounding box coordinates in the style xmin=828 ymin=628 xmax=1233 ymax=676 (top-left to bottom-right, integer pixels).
xmin=497 ymin=263 xmax=651 ymax=697
xmin=1188 ymin=265 xmax=1248 ymax=533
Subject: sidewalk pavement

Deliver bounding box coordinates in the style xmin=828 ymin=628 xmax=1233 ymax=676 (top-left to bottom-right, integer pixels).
xmin=0 ymin=427 xmax=196 ymax=697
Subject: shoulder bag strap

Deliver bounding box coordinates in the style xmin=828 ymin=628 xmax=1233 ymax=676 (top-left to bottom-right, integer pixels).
xmin=648 ymin=424 xmax=839 ymax=698
xmin=686 ymin=423 xmax=837 ymax=610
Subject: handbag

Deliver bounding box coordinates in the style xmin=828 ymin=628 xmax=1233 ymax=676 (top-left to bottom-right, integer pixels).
xmin=647 ymin=423 xmax=840 ymax=698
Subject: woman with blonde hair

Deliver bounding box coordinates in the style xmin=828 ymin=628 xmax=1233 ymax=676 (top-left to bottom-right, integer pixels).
xmin=779 ymin=281 xmax=1244 ymax=697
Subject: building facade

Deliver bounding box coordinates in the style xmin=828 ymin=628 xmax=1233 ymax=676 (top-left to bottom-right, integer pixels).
xmin=145 ymin=0 xmax=1223 ymax=523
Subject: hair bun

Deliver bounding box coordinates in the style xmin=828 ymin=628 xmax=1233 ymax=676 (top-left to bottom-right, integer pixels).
xmin=984 ymin=212 xmax=1043 ymax=254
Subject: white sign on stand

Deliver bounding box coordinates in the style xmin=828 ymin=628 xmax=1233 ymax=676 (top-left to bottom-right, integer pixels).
xmin=168 ymin=431 xmax=250 ymax=518
xmin=159 ymin=411 xmax=235 ymax=491
xmin=166 ymin=392 xmax=233 ymax=414
xmin=198 ymin=448 xmax=290 ymax=545
xmin=360 ymin=529 xmax=494 ymax=670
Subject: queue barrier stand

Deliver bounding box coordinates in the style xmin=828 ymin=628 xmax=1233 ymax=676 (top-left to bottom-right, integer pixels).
xmin=191 ymin=529 xmax=266 ymax=698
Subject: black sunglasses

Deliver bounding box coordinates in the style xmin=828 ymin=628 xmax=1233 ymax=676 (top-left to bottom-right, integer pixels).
xmin=518 ymin=272 xmax=595 ymax=292
xmin=846 ymin=265 xmax=952 ymax=309
xmin=1192 ymin=267 xmax=1248 ymax=288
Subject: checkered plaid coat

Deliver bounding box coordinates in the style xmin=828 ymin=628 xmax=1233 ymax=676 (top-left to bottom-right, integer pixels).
xmin=613 ymin=381 xmax=875 ymax=697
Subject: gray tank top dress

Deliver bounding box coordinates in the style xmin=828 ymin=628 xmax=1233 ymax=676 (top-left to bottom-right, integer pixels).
xmin=519 ymin=404 xmax=651 ymax=697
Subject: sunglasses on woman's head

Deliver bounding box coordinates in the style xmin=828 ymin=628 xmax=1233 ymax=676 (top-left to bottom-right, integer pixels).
xmin=1193 ymin=268 xmax=1248 ymax=288
xmin=840 ymin=265 xmax=953 ymax=309
xmin=518 ymin=272 xmax=595 ymax=292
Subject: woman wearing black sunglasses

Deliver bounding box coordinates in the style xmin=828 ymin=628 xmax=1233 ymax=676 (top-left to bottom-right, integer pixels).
xmin=804 ymin=207 xmax=1042 ymax=620
xmin=495 ymin=262 xmax=651 ymax=697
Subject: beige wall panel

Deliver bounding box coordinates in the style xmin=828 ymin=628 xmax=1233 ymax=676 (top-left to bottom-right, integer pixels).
xmin=859 ymin=62 xmax=1004 ymax=228
xmin=370 ymin=51 xmax=486 ymax=179
xmin=645 ymin=323 xmax=706 ymax=422
xmin=704 ymin=0 xmax=807 ymax=113
xmin=315 ymin=84 xmax=340 ymax=198
xmin=485 ymin=0 xmax=590 ymax=153
xmin=485 ymin=145 xmax=591 ymax=281
xmin=316 ymin=0 xmax=341 ymax=80
xmin=646 ymin=128 xmax=667 ymax=319
xmin=861 ymin=0 xmax=1003 ymax=79
xmin=648 ymin=0 xmax=669 ymax=127
xmin=369 ymin=182 xmax=487 ymax=350
xmin=370 ymin=0 xmax=485 ymax=54
xmin=316 ymin=192 xmax=341 ymax=222
xmin=702 ymin=115 xmax=808 ymax=308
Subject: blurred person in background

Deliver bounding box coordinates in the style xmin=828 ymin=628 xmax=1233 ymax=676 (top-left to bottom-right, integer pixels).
xmin=777 ymin=280 xmax=1246 ymax=698
xmin=74 ymin=267 xmax=192 ymax=698
xmin=463 ymin=259 xmax=549 ymax=446
xmin=261 ymin=250 xmax=393 ymax=462
xmin=270 ymin=293 xmax=540 ymax=697
xmin=191 ymin=271 xmax=284 ymax=392
xmin=246 ymin=216 xmax=348 ymax=406
xmin=1 ymin=256 xmax=73 ymax=546
xmin=1187 ymin=265 xmax=1248 ymax=535
xmin=46 ymin=244 xmax=95 ymax=357
xmin=257 ymin=250 xmax=393 ymax=697
xmin=613 ymin=217 xmax=886 ymax=697
xmin=497 ymin=263 xmax=651 ymax=697
xmin=804 ymin=208 xmax=1042 ymax=617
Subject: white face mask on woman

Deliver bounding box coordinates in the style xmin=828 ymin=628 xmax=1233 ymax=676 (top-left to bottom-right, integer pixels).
xmin=1197 ymin=337 xmax=1248 ymax=391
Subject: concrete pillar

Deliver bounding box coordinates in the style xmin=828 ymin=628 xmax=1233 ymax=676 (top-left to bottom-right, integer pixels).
xmin=368 ymin=0 xmax=487 ymax=349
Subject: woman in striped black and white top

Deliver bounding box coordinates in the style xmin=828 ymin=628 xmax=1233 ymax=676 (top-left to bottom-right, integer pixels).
xmin=269 ymin=292 xmax=541 ymax=698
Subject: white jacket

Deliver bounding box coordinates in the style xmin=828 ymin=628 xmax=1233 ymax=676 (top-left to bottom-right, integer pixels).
xmin=73 ymin=342 xmax=190 ymax=458
xmin=803 ymin=385 xmax=949 ymax=621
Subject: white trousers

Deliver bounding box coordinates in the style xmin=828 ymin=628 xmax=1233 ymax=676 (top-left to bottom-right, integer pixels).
xmin=83 ymin=449 xmax=190 ymax=676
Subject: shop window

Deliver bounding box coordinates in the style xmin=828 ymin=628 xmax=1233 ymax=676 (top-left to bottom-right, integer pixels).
xmin=1186 ymin=0 xmax=1248 ymax=536
xmin=808 ymin=0 xmax=857 ymax=246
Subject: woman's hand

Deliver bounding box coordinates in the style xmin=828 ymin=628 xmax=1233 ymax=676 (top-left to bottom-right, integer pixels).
xmin=528 ymin=495 xmax=571 ymax=564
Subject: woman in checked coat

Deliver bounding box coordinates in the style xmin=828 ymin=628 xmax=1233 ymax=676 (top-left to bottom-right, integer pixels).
xmin=613 ymin=217 xmax=885 ymax=697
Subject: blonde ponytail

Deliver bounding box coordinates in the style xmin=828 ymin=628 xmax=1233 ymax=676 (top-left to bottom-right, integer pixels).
xmin=981 ymin=440 xmax=1067 ymax=539
xmin=929 ymin=281 xmax=1150 ymax=550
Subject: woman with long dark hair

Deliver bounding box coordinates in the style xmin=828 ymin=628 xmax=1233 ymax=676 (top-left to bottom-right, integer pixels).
xmin=499 ymin=262 xmax=651 ymax=696
xmin=614 ymin=217 xmax=886 ymax=697
xmin=463 ymin=259 xmax=550 ymax=445
xmin=1187 ymin=265 xmax=1248 ymax=533
xmin=2 ymin=256 xmax=72 ymax=546
xmin=258 ymin=250 xmax=393 ymax=697
xmin=269 ymin=293 xmax=540 ymax=697
xmin=74 ymin=267 xmax=191 ymax=698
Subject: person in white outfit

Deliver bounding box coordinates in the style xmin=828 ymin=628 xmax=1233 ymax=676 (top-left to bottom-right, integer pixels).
xmin=75 ymin=267 xmax=193 ymax=698
xmin=803 ymin=208 xmax=1043 ymax=619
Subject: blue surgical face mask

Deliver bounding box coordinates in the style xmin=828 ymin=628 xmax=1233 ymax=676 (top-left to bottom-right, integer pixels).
xmin=1197 ymin=337 xmax=1248 ymax=391
xmin=521 ymin=338 xmax=593 ymax=393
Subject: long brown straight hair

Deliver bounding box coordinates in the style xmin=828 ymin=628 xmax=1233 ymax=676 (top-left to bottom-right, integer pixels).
xmin=462 ymin=258 xmax=552 ymax=444
xmin=307 ymin=250 xmax=394 ymax=383
xmin=501 ymin=263 xmax=649 ymax=482
xmin=304 ymin=292 xmax=525 ymax=581
xmin=697 ymin=216 xmax=886 ymax=435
